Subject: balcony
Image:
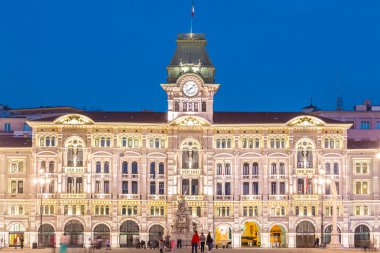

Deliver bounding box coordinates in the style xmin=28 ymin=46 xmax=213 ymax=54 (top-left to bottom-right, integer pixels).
xmin=269 ymin=195 xmax=288 ymax=200
xmin=324 ymin=195 xmax=343 ymax=200
xmin=240 ymin=195 xmax=262 ymax=201
xmin=292 ymin=194 xmax=319 ymax=201
xmin=92 ymin=194 xmax=112 ymax=199
xmin=118 ymin=194 xmax=140 ymax=200
xmin=269 ymin=175 xmax=287 ymax=180
xmin=64 ymin=167 xmax=85 ymax=174
xmin=148 ymin=174 xmax=165 ymax=180
xmin=215 ymin=175 xmax=233 ymax=180
xmin=214 ymin=195 xmax=233 ymax=201
xmin=295 ymin=168 xmax=315 ymax=175
xmin=182 ymin=195 xmax=203 ymax=201
xmin=148 ymin=195 xmax=167 ymax=200
xmin=179 ymin=169 xmax=201 ymax=176
xmin=37 ymin=193 xmax=55 ymax=199
xmin=61 ymin=193 xmax=86 ymax=198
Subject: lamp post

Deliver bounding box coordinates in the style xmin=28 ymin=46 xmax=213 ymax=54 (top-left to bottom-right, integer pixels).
xmin=314 ymin=167 xmax=326 ymax=247
xmin=33 ymin=169 xmax=49 ymax=248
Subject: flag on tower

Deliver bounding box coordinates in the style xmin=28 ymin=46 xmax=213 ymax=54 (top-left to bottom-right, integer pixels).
xmin=192 ymin=0 xmax=195 ymax=17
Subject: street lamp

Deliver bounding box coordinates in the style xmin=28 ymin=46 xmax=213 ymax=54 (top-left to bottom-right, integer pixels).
xmin=33 ymin=169 xmax=50 ymax=248
xmin=314 ymin=167 xmax=326 ymax=247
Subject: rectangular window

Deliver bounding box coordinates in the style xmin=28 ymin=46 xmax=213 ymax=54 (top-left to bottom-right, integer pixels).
xmin=150 ymin=182 xmax=156 ymax=195
xmin=280 ymin=182 xmax=285 ymax=194
xmin=132 ymin=181 xmax=138 ymax=194
xmin=103 ymin=181 xmax=110 ymax=194
xmin=271 ymin=182 xmax=276 ymax=195
xmin=158 ymin=182 xmax=164 ymax=195
xmin=360 ymin=121 xmax=371 ymax=129
xmin=17 ymin=181 xmax=23 ymax=193
xmin=122 ymin=181 xmax=128 ymax=194
xmin=376 ymin=121 xmax=380 ymax=129
xmin=95 ymin=181 xmax=101 ymax=193
xmin=4 ymin=123 xmax=11 ymax=132
xmin=243 ymin=182 xmax=249 ymax=195
xmin=355 ymin=181 xmax=369 ymax=194
xmin=252 ymin=182 xmax=259 ymax=195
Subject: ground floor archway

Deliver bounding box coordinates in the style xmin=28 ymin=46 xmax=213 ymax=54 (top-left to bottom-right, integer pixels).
xmin=354 ymin=224 xmax=370 ymax=248
xmin=64 ymin=220 xmax=84 ymax=247
xmin=324 ymin=225 xmax=341 ymax=245
xmin=38 ymin=224 xmax=55 ymax=247
xmin=215 ymin=225 xmax=232 ymax=248
xmin=149 ymin=224 xmax=164 ymax=247
xmin=93 ymin=224 xmax=110 ymax=247
xmin=270 ymin=225 xmax=286 ymax=248
xmin=241 ymin=221 xmax=260 ymax=247
xmin=296 ymin=221 xmax=315 ymax=248
xmin=9 ymin=223 xmax=25 ymax=247
xmin=120 ymin=220 xmax=139 ymax=248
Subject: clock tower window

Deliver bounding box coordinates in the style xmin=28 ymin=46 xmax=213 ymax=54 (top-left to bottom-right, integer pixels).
xmin=174 ymin=101 xmax=179 ymax=112
xmin=202 ymin=101 xmax=206 ymax=112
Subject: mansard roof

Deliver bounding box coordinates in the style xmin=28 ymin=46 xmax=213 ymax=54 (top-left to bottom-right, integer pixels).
xmin=33 ymin=111 xmax=343 ymax=125
xmin=0 ymin=136 xmax=32 ymax=147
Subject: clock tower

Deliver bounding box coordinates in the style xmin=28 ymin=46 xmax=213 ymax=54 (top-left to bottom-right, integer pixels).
xmin=161 ymin=33 xmax=220 ymax=122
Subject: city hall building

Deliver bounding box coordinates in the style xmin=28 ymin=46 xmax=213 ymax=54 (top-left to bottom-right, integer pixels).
xmin=1 ymin=33 xmax=380 ymax=249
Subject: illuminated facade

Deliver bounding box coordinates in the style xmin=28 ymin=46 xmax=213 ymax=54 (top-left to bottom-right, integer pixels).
xmin=1 ymin=33 xmax=380 ymax=249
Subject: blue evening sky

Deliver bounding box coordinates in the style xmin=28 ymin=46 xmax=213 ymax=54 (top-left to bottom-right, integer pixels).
xmin=0 ymin=1 xmax=379 ymax=112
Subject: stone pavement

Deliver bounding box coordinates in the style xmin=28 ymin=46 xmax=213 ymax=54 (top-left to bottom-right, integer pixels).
xmin=0 ymin=248 xmax=374 ymax=253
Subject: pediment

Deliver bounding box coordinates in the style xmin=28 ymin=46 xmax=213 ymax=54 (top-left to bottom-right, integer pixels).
xmin=170 ymin=116 xmax=211 ymax=126
xmin=287 ymin=116 xmax=325 ymax=127
xmin=54 ymin=114 xmax=94 ymax=125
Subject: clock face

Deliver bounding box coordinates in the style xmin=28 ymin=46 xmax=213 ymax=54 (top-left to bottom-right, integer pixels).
xmin=183 ymin=80 xmax=199 ymax=97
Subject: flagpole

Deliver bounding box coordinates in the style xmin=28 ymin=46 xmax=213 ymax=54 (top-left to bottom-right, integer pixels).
xmin=190 ymin=0 xmax=194 ymax=34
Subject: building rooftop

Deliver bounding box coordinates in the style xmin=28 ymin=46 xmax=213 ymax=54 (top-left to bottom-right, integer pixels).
xmin=347 ymin=140 xmax=380 ymax=149
xmin=0 ymin=136 xmax=32 ymax=147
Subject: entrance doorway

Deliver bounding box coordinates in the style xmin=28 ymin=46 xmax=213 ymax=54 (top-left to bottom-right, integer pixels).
xmin=149 ymin=224 xmax=164 ymax=247
xmin=241 ymin=221 xmax=260 ymax=247
xmin=93 ymin=224 xmax=110 ymax=247
xmin=215 ymin=225 xmax=232 ymax=248
xmin=119 ymin=220 xmax=139 ymax=248
xmin=354 ymin=225 xmax=370 ymax=248
xmin=296 ymin=221 xmax=315 ymax=248
xmin=9 ymin=223 xmax=25 ymax=247
xmin=324 ymin=225 xmax=341 ymax=245
xmin=64 ymin=220 xmax=84 ymax=247
xmin=270 ymin=225 xmax=286 ymax=248
xmin=38 ymin=224 xmax=55 ymax=247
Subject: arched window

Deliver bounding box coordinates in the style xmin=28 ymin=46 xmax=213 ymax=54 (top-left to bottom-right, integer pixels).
xmin=104 ymin=161 xmax=110 ymax=173
xmin=174 ymin=101 xmax=179 ymax=112
xmin=243 ymin=206 xmax=247 ymax=216
xmin=181 ymin=140 xmax=200 ymax=169
xmin=106 ymin=137 xmax=111 ymax=147
xmin=49 ymin=161 xmax=54 ymax=173
xmin=225 ymin=182 xmax=231 ymax=195
xmin=132 ymin=162 xmax=138 ymax=174
xmin=279 ymin=163 xmax=285 ymax=175
xmin=296 ymin=139 xmax=314 ymax=168
xmin=225 ymin=163 xmax=231 ymax=175
xmin=41 ymin=161 xmax=46 ymax=170
xmin=325 ymin=163 xmax=331 ymax=174
xmin=217 ymin=163 xmax=223 ymax=175
xmin=96 ymin=162 xmax=101 ymax=173
xmin=121 ymin=137 xmax=127 ymax=147
xmin=216 ymin=183 xmax=222 ymax=195
xmin=202 ymin=101 xmax=206 ymax=112
xmin=271 ymin=163 xmax=277 ymax=175
xmin=158 ymin=163 xmax=164 ymax=174
xmin=65 ymin=137 xmax=85 ymax=167
xmin=150 ymin=162 xmax=155 ymax=175
xmin=46 ymin=137 xmax=51 ymax=147
xmin=249 ymin=206 xmax=253 ymax=216
xmin=122 ymin=161 xmax=128 ymax=174
xmin=252 ymin=162 xmax=259 ymax=175
xmin=333 ymin=163 xmax=339 ymax=175
xmin=243 ymin=163 xmax=249 ymax=175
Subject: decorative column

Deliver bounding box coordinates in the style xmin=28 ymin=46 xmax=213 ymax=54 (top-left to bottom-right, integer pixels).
xmin=327 ymin=180 xmax=341 ymax=248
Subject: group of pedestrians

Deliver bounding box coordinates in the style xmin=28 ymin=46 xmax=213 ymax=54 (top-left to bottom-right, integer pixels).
xmin=191 ymin=231 xmax=213 ymax=253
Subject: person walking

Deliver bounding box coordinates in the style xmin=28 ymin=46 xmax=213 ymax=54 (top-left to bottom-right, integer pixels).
xmin=177 ymin=238 xmax=182 ymax=248
xmin=159 ymin=240 xmax=164 ymax=253
xmin=20 ymin=237 xmax=24 ymax=249
xmin=200 ymin=233 xmax=206 ymax=252
xmin=206 ymin=232 xmax=213 ymax=252
xmin=191 ymin=231 xmax=200 ymax=253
